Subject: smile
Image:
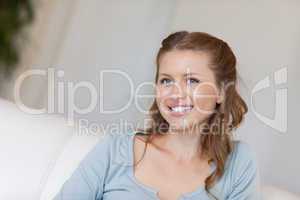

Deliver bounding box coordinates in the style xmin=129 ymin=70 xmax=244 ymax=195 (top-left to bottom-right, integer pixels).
xmin=167 ymin=105 xmax=193 ymax=117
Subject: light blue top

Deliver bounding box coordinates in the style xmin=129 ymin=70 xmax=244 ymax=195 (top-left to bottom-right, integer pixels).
xmin=53 ymin=131 xmax=261 ymax=200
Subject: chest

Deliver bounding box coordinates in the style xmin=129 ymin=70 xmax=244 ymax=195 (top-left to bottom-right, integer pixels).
xmin=133 ymin=139 xmax=211 ymax=200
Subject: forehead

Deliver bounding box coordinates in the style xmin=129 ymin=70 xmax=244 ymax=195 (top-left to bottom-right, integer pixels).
xmin=158 ymin=50 xmax=214 ymax=79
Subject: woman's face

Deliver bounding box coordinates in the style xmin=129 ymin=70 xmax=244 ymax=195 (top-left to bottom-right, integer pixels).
xmin=155 ymin=50 xmax=222 ymax=132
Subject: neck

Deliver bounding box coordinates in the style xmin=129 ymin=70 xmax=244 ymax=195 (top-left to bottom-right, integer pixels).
xmin=153 ymin=127 xmax=204 ymax=163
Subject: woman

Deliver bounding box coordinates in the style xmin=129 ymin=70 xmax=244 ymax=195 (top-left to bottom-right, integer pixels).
xmin=54 ymin=31 xmax=260 ymax=200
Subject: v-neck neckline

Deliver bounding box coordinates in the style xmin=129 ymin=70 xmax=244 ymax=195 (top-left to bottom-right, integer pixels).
xmin=126 ymin=131 xmax=216 ymax=199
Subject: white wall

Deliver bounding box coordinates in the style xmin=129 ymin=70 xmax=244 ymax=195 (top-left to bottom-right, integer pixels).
xmin=2 ymin=0 xmax=299 ymax=195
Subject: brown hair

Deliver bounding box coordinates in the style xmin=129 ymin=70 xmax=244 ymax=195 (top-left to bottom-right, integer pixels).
xmin=135 ymin=31 xmax=248 ymax=199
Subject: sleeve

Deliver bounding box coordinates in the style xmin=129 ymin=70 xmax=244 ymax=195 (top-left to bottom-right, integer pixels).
xmin=226 ymin=141 xmax=262 ymax=200
xmin=53 ymin=134 xmax=113 ymax=200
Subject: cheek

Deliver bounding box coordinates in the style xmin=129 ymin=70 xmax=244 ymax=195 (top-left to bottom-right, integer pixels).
xmin=192 ymin=86 xmax=218 ymax=113
xmin=155 ymin=87 xmax=169 ymax=106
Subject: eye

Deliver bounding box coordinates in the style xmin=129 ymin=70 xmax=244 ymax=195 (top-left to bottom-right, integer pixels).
xmin=187 ymin=78 xmax=200 ymax=85
xmin=159 ymin=78 xmax=174 ymax=86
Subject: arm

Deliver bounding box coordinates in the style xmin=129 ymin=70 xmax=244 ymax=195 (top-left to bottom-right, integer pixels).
xmin=53 ymin=134 xmax=112 ymax=200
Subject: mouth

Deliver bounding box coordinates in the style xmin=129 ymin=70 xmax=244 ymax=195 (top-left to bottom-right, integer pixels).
xmin=167 ymin=105 xmax=194 ymax=116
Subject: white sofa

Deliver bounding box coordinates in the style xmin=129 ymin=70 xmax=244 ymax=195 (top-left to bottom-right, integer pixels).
xmin=0 ymin=99 xmax=299 ymax=200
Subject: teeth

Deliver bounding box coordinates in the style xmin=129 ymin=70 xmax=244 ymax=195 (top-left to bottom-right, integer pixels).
xmin=170 ymin=106 xmax=193 ymax=112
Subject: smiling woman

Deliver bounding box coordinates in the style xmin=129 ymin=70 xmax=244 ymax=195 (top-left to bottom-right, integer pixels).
xmin=53 ymin=31 xmax=260 ymax=200
xmin=134 ymin=31 xmax=257 ymax=199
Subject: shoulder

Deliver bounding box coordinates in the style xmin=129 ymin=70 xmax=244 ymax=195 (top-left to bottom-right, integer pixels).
xmin=231 ymin=140 xmax=257 ymax=162
xmin=91 ymin=131 xmax=134 ymax=151
xmin=75 ymin=132 xmax=133 ymax=180
xmin=225 ymin=140 xmax=258 ymax=178
xmin=87 ymin=131 xmax=138 ymax=167
xmin=80 ymin=133 xmax=116 ymax=166
xmin=89 ymin=132 xmax=131 ymax=156
xmin=81 ymin=132 xmax=131 ymax=162
xmin=229 ymin=140 xmax=257 ymax=168
xmin=223 ymin=140 xmax=261 ymax=199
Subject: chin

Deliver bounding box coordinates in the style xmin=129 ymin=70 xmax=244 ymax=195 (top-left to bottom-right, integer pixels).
xmin=167 ymin=115 xmax=210 ymax=132
xmin=167 ymin=118 xmax=194 ymax=132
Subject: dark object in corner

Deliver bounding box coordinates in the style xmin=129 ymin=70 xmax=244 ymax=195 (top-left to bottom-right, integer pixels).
xmin=0 ymin=0 xmax=34 ymax=77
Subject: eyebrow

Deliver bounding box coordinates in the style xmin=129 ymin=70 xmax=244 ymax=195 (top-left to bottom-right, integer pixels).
xmin=159 ymin=72 xmax=200 ymax=77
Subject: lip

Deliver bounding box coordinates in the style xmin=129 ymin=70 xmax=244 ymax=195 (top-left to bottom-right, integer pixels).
xmin=167 ymin=103 xmax=193 ymax=107
xmin=167 ymin=105 xmax=193 ymax=117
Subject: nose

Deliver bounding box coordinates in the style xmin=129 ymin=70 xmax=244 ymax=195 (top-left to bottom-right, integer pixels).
xmin=170 ymin=82 xmax=188 ymax=99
